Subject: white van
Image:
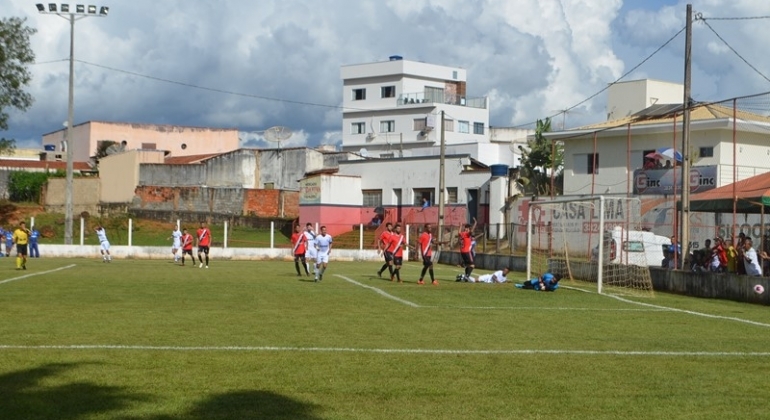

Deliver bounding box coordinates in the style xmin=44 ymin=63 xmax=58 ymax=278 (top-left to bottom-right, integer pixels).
xmin=591 ymin=226 xmax=671 ymax=267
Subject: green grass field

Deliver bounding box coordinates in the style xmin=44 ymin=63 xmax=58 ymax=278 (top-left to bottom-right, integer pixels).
xmin=1 ymin=257 xmax=769 ymax=420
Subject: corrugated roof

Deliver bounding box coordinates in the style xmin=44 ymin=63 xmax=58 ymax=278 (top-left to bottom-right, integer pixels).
xmin=577 ymin=103 xmax=770 ymax=130
xmin=689 ymin=171 xmax=770 ymax=213
xmin=164 ymin=153 xmax=224 ymax=164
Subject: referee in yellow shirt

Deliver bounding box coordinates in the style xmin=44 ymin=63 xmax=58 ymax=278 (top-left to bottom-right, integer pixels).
xmin=13 ymin=221 xmax=30 ymax=270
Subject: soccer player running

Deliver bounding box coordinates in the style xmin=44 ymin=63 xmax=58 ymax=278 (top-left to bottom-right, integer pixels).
xmin=376 ymin=222 xmax=395 ymax=278
xmin=416 ymin=224 xmax=441 ymax=285
xmin=196 ymin=221 xmax=211 ymax=268
xmin=168 ymin=224 xmax=183 ymax=263
xmin=12 ymin=221 xmax=30 ymax=270
xmin=314 ymin=225 xmax=333 ymax=282
xmin=95 ymin=225 xmax=112 ymax=262
xmin=458 ymin=217 xmax=477 ymax=282
xmin=389 ymin=224 xmax=406 ymax=283
xmin=291 ymin=224 xmax=310 ymax=276
xmin=303 ymin=223 xmax=318 ymax=277
xmin=180 ymin=228 xmax=194 ymax=266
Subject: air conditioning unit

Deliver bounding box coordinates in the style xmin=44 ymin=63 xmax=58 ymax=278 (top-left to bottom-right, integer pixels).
xmin=423 ymin=125 xmax=433 ymax=132
xmin=366 ymin=133 xmax=377 ymax=141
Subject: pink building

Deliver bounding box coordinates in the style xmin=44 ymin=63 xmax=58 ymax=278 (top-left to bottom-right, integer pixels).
xmin=42 ymin=121 xmax=240 ymax=162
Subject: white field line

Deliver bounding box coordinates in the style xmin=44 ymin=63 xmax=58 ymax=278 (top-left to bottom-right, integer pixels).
xmin=424 ymin=306 xmax=668 ymax=311
xmin=0 ymin=264 xmax=77 ymax=285
xmin=0 ymin=344 xmax=769 ymax=357
xmin=335 ymin=274 xmax=420 ymax=308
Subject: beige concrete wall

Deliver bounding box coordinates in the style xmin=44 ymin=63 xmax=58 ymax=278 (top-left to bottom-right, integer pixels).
xmin=43 ymin=177 xmax=101 ymax=214
xmin=100 ymin=149 xmax=165 ymax=203
xmin=42 ymin=121 xmax=240 ymax=162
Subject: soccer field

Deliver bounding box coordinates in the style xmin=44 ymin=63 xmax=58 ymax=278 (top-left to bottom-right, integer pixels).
xmin=1 ymin=258 xmax=768 ymax=420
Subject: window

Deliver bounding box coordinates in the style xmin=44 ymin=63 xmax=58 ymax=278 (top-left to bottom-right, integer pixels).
xmin=699 ymin=147 xmax=714 ymax=158
xmin=587 ymin=153 xmax=599 ymax=175
xmin=264 ymin=182 xmax=274 ymax=190
xmin=473 ymin=122 xmax=484 ymax=135
xmin=424 ymin=86 xmax=443 ymax=103
xmin=381 ymin=153 xmax=395 ymax=159
xmin=413 ymin=118 xmax=426 ymax=131
xmin=447 ymin=187 xmax=458 ymax=204
xmin=452 ymin=70 xmax=458 ymax=80
xmin=444 ymin=119 xmax=454 ymax=132
xmin=351 ymin=122 xmax=366 ymax=134
xmin=414 ymin=188 xmax=434 ymax=206
xmin=352 ymin=88 xmax=366 ymax=100
xmin=381 ymin=86 xmax=395 ymax=98
xmin=363 ymin=190 xmax=383 ymax=207
xmin=458 ymin=121 xmax=470 ymax=133
xmin=380 ymin=120 xmax=395 ymax=133
xmin=141 ymin=143 xmax=157 ymax=150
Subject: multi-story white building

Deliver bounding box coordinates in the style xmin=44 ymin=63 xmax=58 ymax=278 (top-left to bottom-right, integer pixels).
xmin=340 ymin=56 xmax=517 ymax=166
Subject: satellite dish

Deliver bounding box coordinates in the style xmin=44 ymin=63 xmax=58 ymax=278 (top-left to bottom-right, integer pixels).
xmin=359 ymin=148 xmax=368 ymax=157
xmin=263 ymin=126 xmax=293 ymax=148
xmin=105 ymin=141 xmax=126 ymax=155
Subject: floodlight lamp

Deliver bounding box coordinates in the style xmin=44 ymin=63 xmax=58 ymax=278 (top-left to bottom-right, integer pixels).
xmin=36 ymin=4 xmax=45 ymax=12
xmin=88 ymin=4 xmax=96 ymax=13
xmin=60 ymin=4 xmax=69 ymax=12
xmin=76 ymin=4 xmax=84 ymax=12
xmin=48 ymin=3 xmax=57 ymax=12
xmin=99 ymin=6 xmax=109 ymax=15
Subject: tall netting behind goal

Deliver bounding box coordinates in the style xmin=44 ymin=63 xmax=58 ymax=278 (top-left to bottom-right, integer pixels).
xmin=526 ymin=197 xmax=656 ymax=297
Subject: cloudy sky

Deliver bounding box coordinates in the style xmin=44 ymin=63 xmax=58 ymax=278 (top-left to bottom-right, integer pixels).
xmin=4 ymin=0 xmax=770 ymax=149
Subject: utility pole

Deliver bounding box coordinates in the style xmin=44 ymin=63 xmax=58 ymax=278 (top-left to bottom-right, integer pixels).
xmin=680 ymin=3 xmax=693 ymax=269
xmin=438 ymin=111 xmax=446 ymax=245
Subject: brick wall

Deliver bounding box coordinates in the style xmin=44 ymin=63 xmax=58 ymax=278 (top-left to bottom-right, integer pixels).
xmin=133 ymin=186 xmax=298 ymax=218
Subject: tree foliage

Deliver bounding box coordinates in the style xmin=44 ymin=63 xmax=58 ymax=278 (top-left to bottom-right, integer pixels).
xmin=8 ymin=171 xmax=49 ymax=203
xmin=518 ymin=118 xmax=564 ymax=196
xmin=0 ymin=17 xmax=36 ymax=131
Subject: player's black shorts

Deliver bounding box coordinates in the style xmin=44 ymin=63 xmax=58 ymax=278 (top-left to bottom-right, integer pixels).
xmin=294 ymin=253 xmax=306 ymax=260
xmin=422 ymin=255 xmax=433 ymax=267
xmin=461 ymin=252 xmax=474 ymax=266
xmin=182 ymin=249 xmax=193 ymax=256
xmin=393 ymin=256 xmax=403 ymax=266
xmin=198 ymin=246 xmax=210 ymax=254
xmin=383 ymin=251 xmax=394 ymax=262
xmin=16 ymin=244 xmax=28 ymax=256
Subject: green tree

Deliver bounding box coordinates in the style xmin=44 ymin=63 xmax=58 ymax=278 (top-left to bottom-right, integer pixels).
xmin=518 ymin=118 xmax=564 ymax=196
xmin=0 ymin=17 xmax=36 ymax=133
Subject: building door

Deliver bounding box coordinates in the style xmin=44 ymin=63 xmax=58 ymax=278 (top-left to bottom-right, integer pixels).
xmin=467 ymin=189 xmax=479 ymax=223
xmin=393 ymin=188 xmax=403 ymax=222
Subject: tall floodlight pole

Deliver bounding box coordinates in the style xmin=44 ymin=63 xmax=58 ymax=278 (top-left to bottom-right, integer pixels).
xmin=438 ymin=111 xmax=446 ymax=245
xmin=36 ymin=3 xmax=109 ymax=244
xmin=680 ymin=4 xmax=693 ymax=269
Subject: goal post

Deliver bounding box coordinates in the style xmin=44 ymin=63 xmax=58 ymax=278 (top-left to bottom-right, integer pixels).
xmin=526 ymin=196 xmax=655 ymax=297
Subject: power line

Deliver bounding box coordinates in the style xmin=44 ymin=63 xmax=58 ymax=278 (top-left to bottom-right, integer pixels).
xmin=510 ymin=25 xmax=687 ymax=130
xmin=698 ymin=20 xmax=770 ymax=84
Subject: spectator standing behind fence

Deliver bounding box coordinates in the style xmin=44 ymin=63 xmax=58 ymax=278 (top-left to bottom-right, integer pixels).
xmin=725 ymin=239 xmax=737 ymax=273
xmin=4 ymin=228 xmax=13 ymax=257
xmin=743 ymin=237 xmax=763 ymax=277
xmin=711 ymin=237 xmax=727 ymax=273
xmin=736 ymin=232 xmax=747 ymax=275
xmin=29 ymin=227 xmax=40 ymax=258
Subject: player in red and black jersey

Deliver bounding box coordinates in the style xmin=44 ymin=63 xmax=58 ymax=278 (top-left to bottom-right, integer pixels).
xmin=389 ymin=224 xmax=406 ymax=283
xmin=376 ymin=222 xmax=394 ymax=278
xmin=416 ymin=224 xmax=443 ymax=285
xmin=458 ymin=217 xmax=477 ymax=282
xmin=291 ymin=224 xmax=310 ymax=276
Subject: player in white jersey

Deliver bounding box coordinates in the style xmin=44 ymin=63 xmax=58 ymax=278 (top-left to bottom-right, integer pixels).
xmin=95 ymin=225 xmax=112 ymax=262
xmin=469 ymin=268 xmax=509 ymax=283
xmin=303 ymin=223 xmax=318 ymax=276
xmin=168 ymin=225 xmax=182 ymax=262
xmin=313 ymin=225 xmax=333 ymax=282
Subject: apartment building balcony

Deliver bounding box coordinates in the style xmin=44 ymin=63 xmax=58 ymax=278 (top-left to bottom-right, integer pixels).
xmin=397 ymin=92 xmax=487 ymax=109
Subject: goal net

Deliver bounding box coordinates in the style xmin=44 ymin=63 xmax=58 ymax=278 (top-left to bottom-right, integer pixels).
xmin=526 ymin=196 xmax=655 ymax=297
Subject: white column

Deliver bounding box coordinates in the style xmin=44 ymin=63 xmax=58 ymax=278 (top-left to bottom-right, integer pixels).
xmin=79 ymin=217 xmax=84 ymax=246
xmin=31 ymin=216 xmax=35 ymax=229
xmin=176 ymin=219 xmax=180 ymax=230
xmin=128 ymin=219 xmax=133 ymax=247
xmin=359 ymin=224 xmax=364 ymax=250
xmin=224 ymin=220 xmax=228 ymax=249
xmin=405 ymin=224 xmax=410 ymax=260
xmin=270 ymin=221 xmax=275 ymax=249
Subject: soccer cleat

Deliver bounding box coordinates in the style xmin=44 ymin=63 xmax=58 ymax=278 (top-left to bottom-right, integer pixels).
xmin=432 ymin=280 xmax=439 ymax=285
xmin=199 ymin=263 xmax=203 ymax=268
xmin=319 ymin=275 xmax=323 ymax=282
xmin=377 ymin=270 xmax=382 ymax=278
xmin=417 ymin=279 xmax=425 ymax=285
xmin=22 ymin=265 xmax=26 ymax=270
xmin=205 ymin=266 xmax=209 ymax=269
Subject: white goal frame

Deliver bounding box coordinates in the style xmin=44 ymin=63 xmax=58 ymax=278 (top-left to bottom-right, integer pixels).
xmin=526 ymin=196 xmax=645 ymax=295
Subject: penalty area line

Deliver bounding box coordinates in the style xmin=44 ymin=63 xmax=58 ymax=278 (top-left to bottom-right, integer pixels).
xmin=0 ymin=344 xmax=769 ymax=357
xmin=0 ymin=264 xmax=77 ymax=286
xmin=335 ymin=274 xmax=420 ymax=308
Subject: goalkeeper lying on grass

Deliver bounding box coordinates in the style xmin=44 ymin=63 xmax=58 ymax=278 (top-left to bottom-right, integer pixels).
xmin=515 ymin=273 xmax=562 ymax=291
